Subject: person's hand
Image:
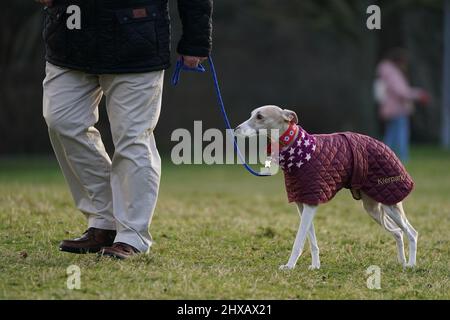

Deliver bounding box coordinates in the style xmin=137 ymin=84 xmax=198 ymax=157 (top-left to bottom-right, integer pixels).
xmin=35 ymin=0 xmax=53 ymax=7
xmin=418 ymin=90 xmax=431 ymax=106
xmin=180 ymin=55 xmax=207 ymax=69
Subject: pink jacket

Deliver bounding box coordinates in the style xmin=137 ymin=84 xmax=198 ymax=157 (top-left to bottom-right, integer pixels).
xmin=376 ymin=60 xmax=422 ymax=120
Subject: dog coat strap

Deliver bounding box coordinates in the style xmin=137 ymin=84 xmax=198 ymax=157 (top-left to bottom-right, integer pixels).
xmin=341 ymin=132 xmax=369 ymax=193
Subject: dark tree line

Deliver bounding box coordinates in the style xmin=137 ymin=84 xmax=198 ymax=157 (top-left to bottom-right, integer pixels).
xmin=0 ymin=0 xmax=444 ymax=155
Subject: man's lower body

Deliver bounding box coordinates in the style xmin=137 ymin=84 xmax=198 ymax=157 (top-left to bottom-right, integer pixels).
xmin=43 ymin=62 xmax=163 ymax=258
xmin=383 ymin=115 xmax=410 ymax=163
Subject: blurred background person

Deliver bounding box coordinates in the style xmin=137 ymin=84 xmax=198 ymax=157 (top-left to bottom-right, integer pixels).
xmin=375 ymin=48 xmax=431 ymax=163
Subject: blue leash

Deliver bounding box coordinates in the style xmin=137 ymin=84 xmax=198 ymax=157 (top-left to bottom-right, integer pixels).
xmin=172 ymin=56 xmax=271 ymax=177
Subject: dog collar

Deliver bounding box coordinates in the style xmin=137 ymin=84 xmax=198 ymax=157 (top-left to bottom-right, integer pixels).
xmin=266 ymin=122 xmax=299 ymax=155
xmin=279 ymin=122 xmax=299 ymax=147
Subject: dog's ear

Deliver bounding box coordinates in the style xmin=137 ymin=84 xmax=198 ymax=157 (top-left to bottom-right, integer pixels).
xmin=282 ymin=109 xmax=298 ymax=124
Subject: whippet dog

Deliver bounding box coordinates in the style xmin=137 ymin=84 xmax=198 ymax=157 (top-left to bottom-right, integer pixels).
xmin=235 ymin=105 xmax=418 ymax=270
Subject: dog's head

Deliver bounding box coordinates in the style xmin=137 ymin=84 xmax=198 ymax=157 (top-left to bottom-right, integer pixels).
xmin=235 ymin=105 xmax=298 ymax=137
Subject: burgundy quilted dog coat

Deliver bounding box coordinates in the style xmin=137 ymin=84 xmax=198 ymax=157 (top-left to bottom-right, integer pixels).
xmin=278 ymin=126 xmax=414 ymax=206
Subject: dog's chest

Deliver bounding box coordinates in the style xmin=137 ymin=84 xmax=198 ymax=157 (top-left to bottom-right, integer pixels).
xmin=280 ymin=132 xmax=355 ymax=205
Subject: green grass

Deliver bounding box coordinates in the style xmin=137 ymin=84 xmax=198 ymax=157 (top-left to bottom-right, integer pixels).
xmin=0 ymin=147 xmax=449 ymax=299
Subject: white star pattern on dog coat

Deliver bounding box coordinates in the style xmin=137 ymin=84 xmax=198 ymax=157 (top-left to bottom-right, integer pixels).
xmin=277 ymin=127 xmax=317 ymax=172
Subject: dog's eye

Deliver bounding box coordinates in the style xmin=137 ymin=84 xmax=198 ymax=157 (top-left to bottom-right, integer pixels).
xmin=256 ymin=114 xmax=264 ymax=120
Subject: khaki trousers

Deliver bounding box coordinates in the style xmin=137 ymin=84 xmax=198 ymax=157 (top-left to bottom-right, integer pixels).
xmin=43 ymin=62 xmax=163 ymax=253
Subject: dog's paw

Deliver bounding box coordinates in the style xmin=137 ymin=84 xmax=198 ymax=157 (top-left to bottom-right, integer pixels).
xmin=308 ymin=264 xmax=320 ymax=270
xmin=404 ymin=263 xmax=416 ymax=269
xmin=279 ymin=264 xmax=294 ymax=271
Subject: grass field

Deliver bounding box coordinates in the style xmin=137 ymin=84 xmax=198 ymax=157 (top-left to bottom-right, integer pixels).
xmin=0 ymin=147 xmax=449 ymax=299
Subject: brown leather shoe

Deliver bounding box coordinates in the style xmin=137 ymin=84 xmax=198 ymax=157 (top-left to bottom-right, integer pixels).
xmin=59 ymin=228 xmax=116 ymax=254
xmin=98 ymin=242 xmax=140 ymax=260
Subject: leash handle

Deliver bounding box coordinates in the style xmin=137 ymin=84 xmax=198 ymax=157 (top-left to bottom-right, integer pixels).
xmin=171 ymin=57 xmax=206 ymax=85
xmin=172 ymin=56 xmax=271 ymax=177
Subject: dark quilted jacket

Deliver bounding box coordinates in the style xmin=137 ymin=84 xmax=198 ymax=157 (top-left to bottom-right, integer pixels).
xmin=283 ymin=131 xmax=414 ymax=206
xmin=42 ymin=0 xmax=213 ymax=74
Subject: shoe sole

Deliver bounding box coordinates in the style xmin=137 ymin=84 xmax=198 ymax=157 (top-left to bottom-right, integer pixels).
xmin=59 ymin=245 xmax=104 ymax=254
xmin=97 ymin=251 xmax=127 ymax=260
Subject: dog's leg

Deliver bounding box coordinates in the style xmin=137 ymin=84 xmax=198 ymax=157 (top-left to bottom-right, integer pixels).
xmin=361 ymin=193 xmax=406 ymax=266
xmin=307 ymin=221 xmax=320 ymax=269
xmin=296 ymin=203 xmax=320 ymax=270
xmin=382 ymin=203 xmax=418 ymax=268
xmin=280 ymin=204 xmax=318 ymax=270
xmin=396 ymin=202 xmax=418 ymax=265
